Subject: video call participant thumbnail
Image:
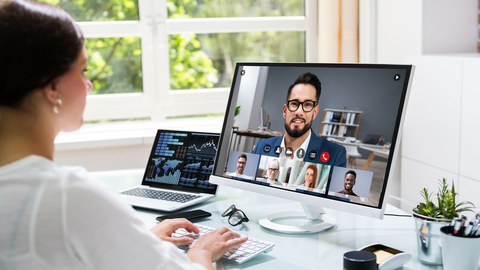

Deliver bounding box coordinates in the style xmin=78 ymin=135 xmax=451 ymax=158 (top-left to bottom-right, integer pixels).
xmin=328 ymin=167 xmax=374 ymax=204
xmin=264 ymin=158 xmax=281 ymax=185
xmin=253 ymin=72 xmax=346 ymax=167
xmin=303 ymin=164 xmax=318 ymax=190
xmin=225 ymin=152 xmax=258 ymax=180
xmin=293 ymin=162 xmax=328 ymax=195
xmin=337 ymin=170 xmax=358 ymax=196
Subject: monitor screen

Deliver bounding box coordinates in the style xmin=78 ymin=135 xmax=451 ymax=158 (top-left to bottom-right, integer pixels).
xmin=210 ymin=63 xmax=413 ymax=231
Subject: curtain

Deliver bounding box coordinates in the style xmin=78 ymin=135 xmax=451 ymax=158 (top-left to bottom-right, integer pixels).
xmin=317 ymin=0 xmax=359 ymax=62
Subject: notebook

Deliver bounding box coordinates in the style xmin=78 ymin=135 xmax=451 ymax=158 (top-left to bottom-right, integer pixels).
xmin=120 ymin=129 xmax=219 ymax=212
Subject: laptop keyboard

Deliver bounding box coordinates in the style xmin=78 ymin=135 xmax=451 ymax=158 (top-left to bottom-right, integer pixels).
xmin=121 ymin=188 xmax=200 ymax=203
xmin=172 ymin=223 xmax=275 ymax=264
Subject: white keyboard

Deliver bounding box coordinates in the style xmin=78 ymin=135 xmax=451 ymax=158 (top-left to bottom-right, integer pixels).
xmin=172 ymin=223 xmax=275 ymax=264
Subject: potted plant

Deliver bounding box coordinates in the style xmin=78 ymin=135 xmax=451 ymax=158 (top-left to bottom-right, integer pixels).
xmin=232 ymin=105 xmax=241 ymax=128
xmin=235 ymin=105 xmax=241 ymax=118
xmin=412 ymin=178 xmax=475 ymax=265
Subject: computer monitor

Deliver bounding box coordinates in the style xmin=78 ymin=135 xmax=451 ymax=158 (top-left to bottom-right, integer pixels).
xmin=210 ymin=63 xmax=413 ymax=233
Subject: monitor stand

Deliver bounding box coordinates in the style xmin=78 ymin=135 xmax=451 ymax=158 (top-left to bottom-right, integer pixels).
xmin=258 ymin=203 xmax=336 ymax=234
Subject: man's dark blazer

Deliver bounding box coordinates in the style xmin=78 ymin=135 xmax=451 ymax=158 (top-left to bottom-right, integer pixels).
xmin=253 ymin=131 xmax=347 ymax=167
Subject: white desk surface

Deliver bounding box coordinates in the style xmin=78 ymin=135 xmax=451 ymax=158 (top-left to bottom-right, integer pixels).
xmin=329 ymin=138 xmax=388 ymax=150
xmin=91 ymin=169 xmax=441 ymax=270
xmin=358 ymin=145 xmax=390 ymax=159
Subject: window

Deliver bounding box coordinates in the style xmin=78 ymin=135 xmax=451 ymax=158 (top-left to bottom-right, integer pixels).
xmin=42 ymin=0 xmax=317 ymax=121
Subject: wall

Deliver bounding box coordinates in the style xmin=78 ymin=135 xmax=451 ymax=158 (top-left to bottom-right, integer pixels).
xmin=376 ymin=0 xmax=477 ymax=62
xmin=376 ymin=0 xmax=480 ymax=212
xmin=422 ymin=0 xmax=478 ymax=54
xmin=401 ymin=55 xmax=480 ymax=214
xmin=376 ymin=0 xmax=423 ymax=64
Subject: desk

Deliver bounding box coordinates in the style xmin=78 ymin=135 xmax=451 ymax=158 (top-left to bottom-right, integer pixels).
xmin=91 ymin=169 xmax=437 ymax=270
xmin=328 ymin=138 xmax=388 ymax=150
xmin=329 ymin=138 xmax=390 ymax=170
xmin=359 ymin=145 xmax=390 ymax=170
xmin=231 ymin=129 xmax=283 ymax=152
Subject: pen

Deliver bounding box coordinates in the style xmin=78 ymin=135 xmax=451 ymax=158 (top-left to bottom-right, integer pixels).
xmin=450 ymin=217 xmax=458 ymax=226
xmin=453 ymin=218 xmax=462 ymax=235
xmin=460 ymin=215 xmax=467 ymax=226
xmin=464 ymin=221 xmax=474 ymax=236
xmin=451 ymin=217 xmax=461 ymax=227
xmin=473 ymin=214 xmax=480 ymax=226
xmin=473 ymin=224 xmax=480 ymax=236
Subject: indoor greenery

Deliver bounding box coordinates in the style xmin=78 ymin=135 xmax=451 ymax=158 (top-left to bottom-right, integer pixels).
xmin=413 ymin=177 xmax=475 ymax=220
xmin=235 ymin=105 xmax=241 ymax=117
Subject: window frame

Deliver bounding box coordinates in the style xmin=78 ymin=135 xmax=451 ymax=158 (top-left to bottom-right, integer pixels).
xmin=79 ymin=0 xmax=318 ymax=121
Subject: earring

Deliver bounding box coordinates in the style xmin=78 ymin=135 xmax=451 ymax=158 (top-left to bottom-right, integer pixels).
xmin=53 ymin=98 xmax=63 ymax=114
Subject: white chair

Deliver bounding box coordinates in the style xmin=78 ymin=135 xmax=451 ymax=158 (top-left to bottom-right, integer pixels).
xmin=345 ymin=145 xmax=362 ymax=168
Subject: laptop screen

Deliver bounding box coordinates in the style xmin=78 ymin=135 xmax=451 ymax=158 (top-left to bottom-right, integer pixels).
xmin=142 ymin=130 xmax=219 ymax=194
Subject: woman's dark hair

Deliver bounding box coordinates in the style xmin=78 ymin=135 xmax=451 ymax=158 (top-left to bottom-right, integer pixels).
xmin=0 ymin=0 xmax=84 ymax=107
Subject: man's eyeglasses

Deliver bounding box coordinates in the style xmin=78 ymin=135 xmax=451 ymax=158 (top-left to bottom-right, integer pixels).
xmin=222 ymin=204 xmax=249 ymax=226
xmin=286 ymin=99 xmax=317 ymax=112
xmin=268 ymin=168 xmax=279 ymax=172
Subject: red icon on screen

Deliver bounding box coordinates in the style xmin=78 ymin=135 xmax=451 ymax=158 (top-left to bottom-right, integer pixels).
xmin=320 ymin=152 xmax=330 ymax=163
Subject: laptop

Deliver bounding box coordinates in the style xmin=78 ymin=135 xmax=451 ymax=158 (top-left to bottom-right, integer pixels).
xmin=120 ymin=129 xmax=219 ymax=212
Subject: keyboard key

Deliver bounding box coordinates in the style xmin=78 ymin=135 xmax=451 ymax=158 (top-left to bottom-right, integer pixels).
xmin=172 ymin=223 xmax=274 ymax=264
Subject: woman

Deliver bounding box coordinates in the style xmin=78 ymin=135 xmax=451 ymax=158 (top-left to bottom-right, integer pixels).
xmin=0 ymin=1 xmax=246 ymax=269
xmin=304 ymin=164 xmax=318 ymax=190
xmin=265 ymin=158 xmax=281 ymax=185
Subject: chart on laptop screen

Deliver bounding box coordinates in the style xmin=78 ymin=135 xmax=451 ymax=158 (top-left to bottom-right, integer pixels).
xmin=144 ymin=131 xmax=219 ymax=191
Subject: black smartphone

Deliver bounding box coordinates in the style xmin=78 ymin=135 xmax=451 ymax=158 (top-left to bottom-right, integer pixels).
xmin=156 ymin=209 xmax=211 ymax=222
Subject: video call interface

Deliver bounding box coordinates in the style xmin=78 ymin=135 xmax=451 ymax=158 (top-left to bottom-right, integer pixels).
xmin=144 ymin=131 xmax=219 ymax=192
xmin=215 ymin=64 xmax=410 ymax=208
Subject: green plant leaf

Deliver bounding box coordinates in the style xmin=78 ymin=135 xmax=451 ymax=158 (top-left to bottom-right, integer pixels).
xmin=414 ymin=177 xmax=475 ymax=219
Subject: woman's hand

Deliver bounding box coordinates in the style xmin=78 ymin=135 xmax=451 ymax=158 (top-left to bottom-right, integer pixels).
xmin=150 ymin=218 xmax=199 ymax=246
xmin=151 ymin=219 xmax=248 ymax=270
xmin=188 ymin=227 xmax=248 ymax=262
